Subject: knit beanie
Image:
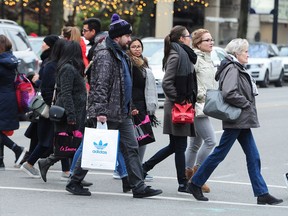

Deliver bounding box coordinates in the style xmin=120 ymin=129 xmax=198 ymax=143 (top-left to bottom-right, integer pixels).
xmin=43 ymin=35 xmax=59 ymax=48
xmin=109 ymin=14 xmax=132 ymax=39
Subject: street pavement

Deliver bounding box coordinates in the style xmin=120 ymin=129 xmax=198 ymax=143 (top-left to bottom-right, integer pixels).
xmin=1 ymin=86 xmax=288 ymax=216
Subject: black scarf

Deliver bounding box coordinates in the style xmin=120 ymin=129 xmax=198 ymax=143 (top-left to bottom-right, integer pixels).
xmin=170 ymin=42 xmax=197 ymax=103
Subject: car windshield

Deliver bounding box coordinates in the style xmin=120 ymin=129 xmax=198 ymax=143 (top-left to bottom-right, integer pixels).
xmin=149 ymin=48 xmax=164 ymax=65
xmin=142 ymin=41 xmax=164 ymax=57
xmin=249 ymin=44 xmax=269 ymax=58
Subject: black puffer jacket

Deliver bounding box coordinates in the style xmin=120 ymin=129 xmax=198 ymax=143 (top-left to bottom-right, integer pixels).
xmin=87 ymin=37 xmax=132 ymax=122
xmin=215 ymin=55 xmax=259 ymax=129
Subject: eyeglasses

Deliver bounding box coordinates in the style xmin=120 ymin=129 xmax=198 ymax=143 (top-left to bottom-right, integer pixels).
xmin=201 ymin=38 xmax=215 ymax=43
xmin=82 ymin=28 xmax=90 ymax=33
xmin=183 ymin=35 xmax=192 ymax=39
xmin=130 ymin=45 xmax=142 ymax=50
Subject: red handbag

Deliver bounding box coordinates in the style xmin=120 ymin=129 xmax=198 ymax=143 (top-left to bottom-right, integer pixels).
xmin=172 ymin=102 xmax=195 ymax=124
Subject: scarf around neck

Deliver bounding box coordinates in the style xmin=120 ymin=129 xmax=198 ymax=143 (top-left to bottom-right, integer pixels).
xmin=170 ymin=42 xmax=197 ymax=103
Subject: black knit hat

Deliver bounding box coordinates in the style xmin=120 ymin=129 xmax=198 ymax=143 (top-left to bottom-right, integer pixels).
xmin=109 ymin=14 xmax=132 ymax=39
xmin=43 ymin=35 xmax=59 ymax=48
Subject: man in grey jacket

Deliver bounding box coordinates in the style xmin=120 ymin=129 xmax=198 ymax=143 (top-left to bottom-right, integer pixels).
xmin=66 ymin=13 xmax=162 ymax=198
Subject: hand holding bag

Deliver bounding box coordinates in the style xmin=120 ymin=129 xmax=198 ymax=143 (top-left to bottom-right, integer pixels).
xmin=203 ymin=89 xmax=241 ymax=121
xmin=172 ymin=102 xmax=195 ymax=124
xmin=81 ymin=122 xmax=119 ymax=170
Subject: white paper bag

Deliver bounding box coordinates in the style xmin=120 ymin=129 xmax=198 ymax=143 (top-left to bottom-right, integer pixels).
xmin=81 ymin=127 xmax=119 ymax=170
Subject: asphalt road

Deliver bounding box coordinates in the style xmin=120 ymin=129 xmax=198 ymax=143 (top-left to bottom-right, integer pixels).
xmin=1 ymin=85 xmax=288 ymax=216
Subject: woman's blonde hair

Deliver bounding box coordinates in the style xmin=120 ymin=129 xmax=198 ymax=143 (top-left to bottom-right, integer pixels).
xmin=62 ymin=26 xmax=81 ymax=43
xmin=191 ymin=28 xmax=210 ymax=49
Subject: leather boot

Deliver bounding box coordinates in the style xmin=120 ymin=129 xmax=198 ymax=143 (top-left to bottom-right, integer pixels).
xmin=38 ymin=154 xmax=58 ymax=182
xmin=122 ymin=176 xmax=131 ymax=193
xmin=192 ymin=165 xmax=210 ymax=193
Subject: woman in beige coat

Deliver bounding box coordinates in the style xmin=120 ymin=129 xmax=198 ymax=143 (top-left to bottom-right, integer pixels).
xmin=142 ymin=25 xmax=197 ymax=193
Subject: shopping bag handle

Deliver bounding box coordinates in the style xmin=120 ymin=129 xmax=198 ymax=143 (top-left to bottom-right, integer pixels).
xmin=96 ymin=121 xmax=108 ymax=130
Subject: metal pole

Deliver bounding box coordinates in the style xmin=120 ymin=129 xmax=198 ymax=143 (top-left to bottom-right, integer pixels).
xmin=1 ymin=0 xmax=4 ymax=18
xmin=38 ymin=0 xmax=42 ymax=35
xmin=272 ymin=0 xmax=279 ymax=44
xmin=21 ymin=0 xmax=24 ymax=26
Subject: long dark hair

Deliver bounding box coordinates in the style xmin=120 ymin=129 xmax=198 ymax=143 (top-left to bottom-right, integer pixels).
xmin=46 ymin=38 xmax=66 ymax=64
xmin=162 ymin=25 xmax=187 ymax=70
xmin=57 ymin=41 xmax=84 ymax=76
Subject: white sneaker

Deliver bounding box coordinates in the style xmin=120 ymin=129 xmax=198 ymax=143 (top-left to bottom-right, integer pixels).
xmin=60 ymin=172 xmax=70 ymax=181
xmin=113 ymin=170 xmax=121 ymax=180
xmin=21 ymin=162 xmax=41 ymax=178
xmin=284 ymin=173 xmax=288 ymax=189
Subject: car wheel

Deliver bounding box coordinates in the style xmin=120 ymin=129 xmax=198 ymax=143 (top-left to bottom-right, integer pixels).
xmin=259 ymin=71 xmax=269 ymax=88
xmin=274 ymin=69 xmax=284 ymax=87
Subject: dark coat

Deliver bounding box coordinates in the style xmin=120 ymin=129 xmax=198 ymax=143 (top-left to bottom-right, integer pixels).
xmin=215 ymin=55 xmax=260 ymax=129
xmin=87 ymin=37 xmax=132 ymax=122
xmin=162 ymin=49 xmax=196 ymax=137
xmin=55 ymin=63 xmax=87 ymax=133
xmin=0 ymin=51 xmax=19 ymax=131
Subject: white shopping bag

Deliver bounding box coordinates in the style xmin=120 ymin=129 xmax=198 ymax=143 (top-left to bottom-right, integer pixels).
xmin=81 ymin=123 xmax=119 ymax=170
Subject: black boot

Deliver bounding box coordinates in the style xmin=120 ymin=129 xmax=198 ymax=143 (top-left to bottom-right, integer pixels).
xmin=122 ymin=176 xmax=131 ymax=193
xmin=187 ymin=182 xmax=209 ymax=201
xmin=257 ymin=193 xmax=283 ymax=205
xmin=38 ymin=155 xmax=58 ymax=182
xmin=66 ymin=181 xmax=91 ymax=196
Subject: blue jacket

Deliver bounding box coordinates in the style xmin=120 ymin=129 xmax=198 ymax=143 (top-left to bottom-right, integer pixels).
xmin=0 ymin=51 xmax=19 ymax=130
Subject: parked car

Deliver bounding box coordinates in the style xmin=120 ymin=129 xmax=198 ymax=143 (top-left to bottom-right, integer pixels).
xmin=0 ymin=19 xmax=39 ymax=77
xmin=278 ymin=45 xmax=288 ymax=80
xmin=142 ymin=38 xmax=227 ymax=107
xmin=28 ymin=36 xmax=44 ymax=59
xmin=245 ymin=42 xmax=284 ymax=87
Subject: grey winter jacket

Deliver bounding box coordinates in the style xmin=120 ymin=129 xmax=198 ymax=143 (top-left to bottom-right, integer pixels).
xmin=215 ymin=55 xmax=260 ymax=129
xmin=87 ymin=37 xmax=132 ymax=122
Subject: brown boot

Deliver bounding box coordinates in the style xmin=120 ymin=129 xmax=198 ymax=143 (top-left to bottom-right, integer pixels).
xmin=192 ymin=165 xmax=210 ymax=193
xmin=185 ymin=168 xmax=194 ymax=182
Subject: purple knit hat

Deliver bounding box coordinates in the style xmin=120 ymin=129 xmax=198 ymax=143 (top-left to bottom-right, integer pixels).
xmin=109 ymin=13 xmax=132 ymax=39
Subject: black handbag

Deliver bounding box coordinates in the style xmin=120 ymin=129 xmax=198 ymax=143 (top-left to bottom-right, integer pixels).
xmin=49 ymin=84 xmax=66 ymax=122
xmin=53 ymin=134 xmax=82 ymax=158
xmin=49 ymin=105 xmax=66 ymax=122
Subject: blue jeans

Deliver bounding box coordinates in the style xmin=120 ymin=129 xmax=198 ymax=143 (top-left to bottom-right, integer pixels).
xmin=192 ymin=128 xmax=268 ymax=197
xmin=143 ymin=134 xmax=187 ymax=185
xmin=70 ymin=141 xmax=83 ymax=175
xmin=115 ymin=147 xmax=128 ymax=178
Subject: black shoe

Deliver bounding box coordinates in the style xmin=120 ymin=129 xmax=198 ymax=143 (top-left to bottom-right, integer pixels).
xmin=19 ymin=152 xmax=30 ymax=166
xmin=187 ymin=182 xmax=209 ymax=201
xmin=80 ymin=180 xmax=93 ymax=187
xmin=178 ymin=185 xmax=189 ymax=194
xmin=133 ymin=186 xmax=162 ymax=198
xmin=122 ymin=176 xmax=131 ymax=193
xmin=14 ymin=146 xmax=26 ymax=165
xmin=66 ymin=182 xmax=91 ymax=196
xmin=38 ymin=159 xmax=49 ymax=182
xmin=257 ymin=193 xmax=283 ymax=205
